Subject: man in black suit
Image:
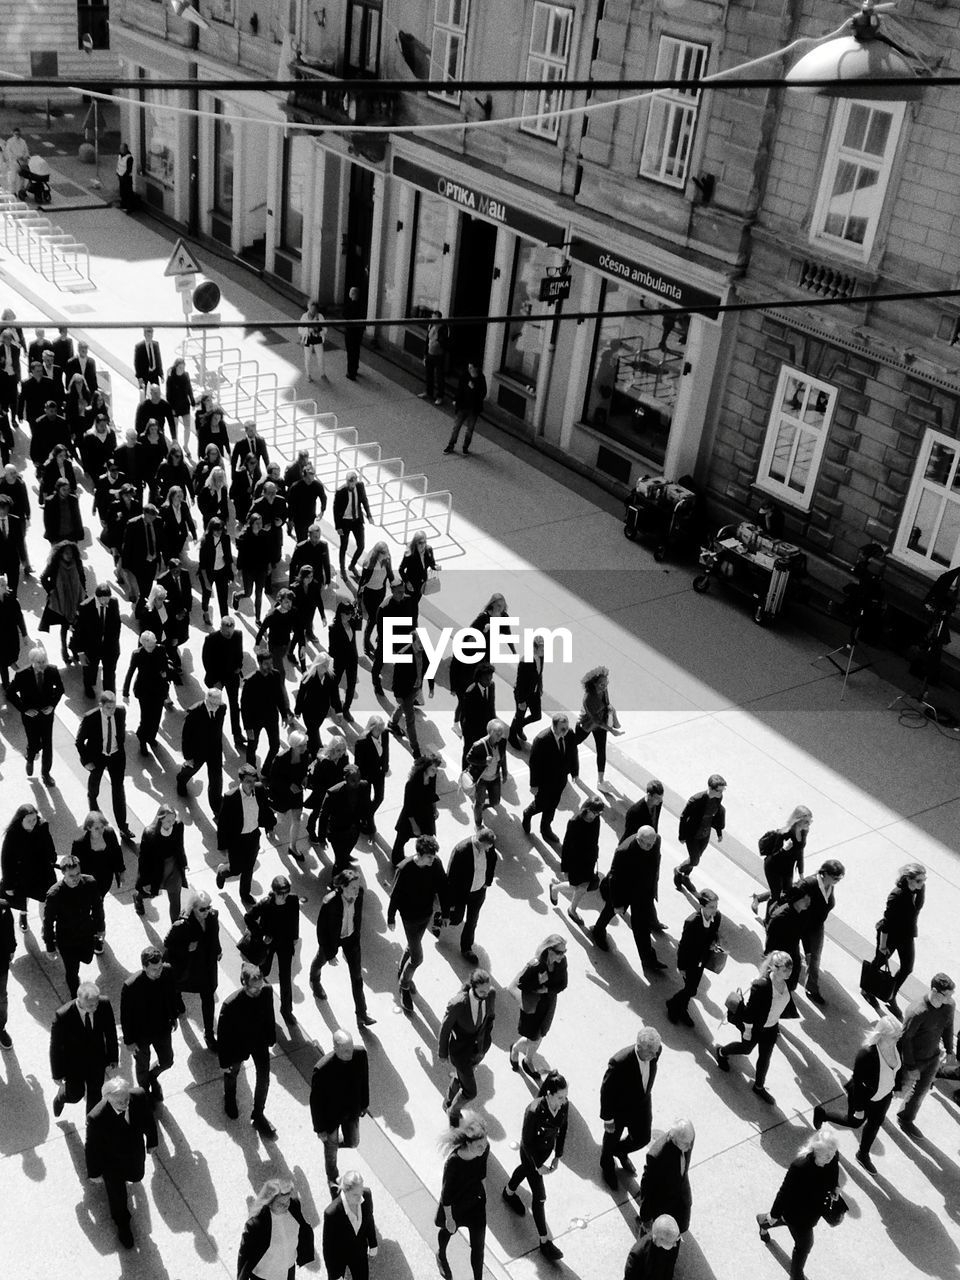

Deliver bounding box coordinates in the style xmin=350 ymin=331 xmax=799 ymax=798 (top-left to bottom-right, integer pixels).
xmin=18 ymin=361 xmax=48 ymax=429
xmin=217 ymin=961 xmax=278 ymax=1138
xmin=624 ymin=1215 xmax=681 ymax=1280
xmin=521 ymin=713 xmax=577 ymax=846
xmin=85 ymin=1075 xmax=159 ymax=1249
xmin=120 ymin=502 xmax=161 ymax=602
xmin=638 ymin=1120 xmax=695 ymax=1235
xmin=438 ymin=968 xmax=495 ymax=1126
xmin=75 ymin=690 xmax=133 ymax=839
xmin=163 ymin=892 xmax=220 ymax=1049
xmin=674 ymin=774 xmax=726 ymax=891
xmin=27 ymin=329 xmax=53 ymax=365
xmin=343 ymin=285 xmax=364 ymax=380
xmin=52 ymin=326 xmax=74 ymax=372
xmin=42 ymin=858 xmax=105 ymax=998
xmin=241 ymin=651 xmax=290 ymax=771
xmin=793 ymin=858 xmax=846 ymax=1005
xmin=201 ymin=614 xmax=245 ymax=748
xmin=289 ymin=521 xmax=332 ymax=588
xmin=457 ymin=664 xmax=497 ymax=770
xmin=666 ymin=890 xmax=721 ymax=1026
xmin=9 ymin=646 xmax=63 ymax=782
xmin=39 ymin=348 xmax=64 ymax=408
xmin=317 ymin=765 xmax=370 ymax=870
xmin=445 ymin=827 xmax=498 ymax=963
xmin=133 ymin=326 xmax=163 ymax=396
xmin=509 ymin=635 xmax=544 ymax=748
xmin=176 ymin=686 xmax=226 ymax=811
xmin=323 ymin=1171 xmax=379 ymax=1279
xmin=287 ymin=462 xmax=327 ymax=541
xmin=370 ymin=579 xmax=416 ymax=694
xmin=590 ymin=826 xmax=668 ymax=974
xmin=310 ymin=1030 xmax=369 ymax=1194
xmin=134 ymin=382 xmax=175 ymax=436
xmin=120 ymin=946 xmax=181 ymax=1103
xmin=49 ymin=981 xmax=118 ymax=1115
xmin=599 ymin=1027 xmax=662 ymax=1189
xmin=73 ymin=583 xmax=121 ymax=697
xmin=155 ymin=556 xmax=193 ymax=639
xmin=0 ymin=495 xmax=24 ymax=595
xmin=624 ymin=779 xmax=665 ymax=838
xmin=215 ymin=766 xmax=277 ymax=903
xmin=231 ymin=418 xmax=270 ymax=474
xmin=332 ymin=469 xmax=373 ymax=579
xmin=310 ymin=869 xmax=373 ymax=1025
xmin=29 ymin=398 xmax=69 ymax=472
xmin=64 ymin=339 xmax=98 ymax=395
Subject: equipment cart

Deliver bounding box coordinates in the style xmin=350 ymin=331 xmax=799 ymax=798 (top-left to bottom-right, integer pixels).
xmin=623 ymin=475 xmax=697 ymax=562
xmin=692 ymin=522 xmax=806 ymax=626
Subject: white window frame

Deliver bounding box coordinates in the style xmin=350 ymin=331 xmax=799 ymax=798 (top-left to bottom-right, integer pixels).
xmin=520 ymin=2 xmax=573 ymax=142
xmin=639 ymin=37 xmax=708 ymax=188
xmin=893 ymin=428 xmax=960 ymax=574
xmin=810 ymin=99 xmax=905 ymax=261
xmin=755 ymin=365 xmax=837 ymax=511
xmin=429 ymin=0 xmax=469 ymax=106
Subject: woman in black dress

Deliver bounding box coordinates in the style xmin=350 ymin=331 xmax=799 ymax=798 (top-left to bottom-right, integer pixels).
xmin=751 ymin=805 xmax=812 ymax=919
xmin=38 ymin=541 xmax=85 ymax=665
xmin=304 ymin=737 xmax=349 ymax=841
xmin=391 ymin=752 xmax=440 ymax=866
xmin=72 ymin=810 xmax=124 ymax=929
xmin=875 ymin=862 xmax=926 ymax=1016
xmin=152 ymin=444 xmax=194 ymax=508
xmin=195 ymin=403 xmax=229 ymax=459
xmin=193 ymin=441 xmax=224 ymax=493
xmin=158 ymin=484 xmax=197 ymax=562
xmin=197 ymin=463 xmax=230 ymax=529
xmin=135 ymin=418 xmax=168 ymax=490
xmin=0 ymin=573 xmax=27 ymax=691
xmin=165 ymin=357 xmax=195 ymax=451
xmin=294 ymin=653 xmax=341 ymax=756
xmin=80 ymin=411 xmax=117 ymax=481
xmin=509 ymin=934 xmax=568 ymax=1080
xmin=0 ymin=803 xmax=57 ymax=932
xmin=197 ymin=516 xmax=234 ymax=624
xmin=547 ymin=796 xmax=605 ymax=925
xmin=122 ymin=630 xmax=171 ymax=755
xmin=354 ymin=716 xmax=389 ymax=835
xmin=436 ymin=1114 xmax=489 ymax=1280
xmin=134 ymin=803 xmax=187 ymax=922
xmin=757 ymin=1130 xmax=841 ymax=1280
xmin=235 ymin=511 xmax=272 ymax=623
xmin=501 ymin=1071 xmax=568 ymax=1261
xmin=398 ymin=529 xmax=438 ymax=621
xmin=329 ymin=600 xmax=359 ymax=721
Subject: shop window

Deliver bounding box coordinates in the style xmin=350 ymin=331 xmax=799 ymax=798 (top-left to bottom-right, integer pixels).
xmin=213 ymin=106 xmax=234 ymax=217
xmin=77 ymin=0 xmax=110 ymax=50
xmin=583 ymin=279 xmax=688 ymax=467
xmin=430 ymin=0 xmax=469 ymax=106
xmin=407 ymin=191 xmax=447 ymax=318
xmin=500 ymin=240 xmax=546 ymax=390
xmin=894 ymin=429 xmax=960 ymax=572
xmin=755 ymin=366 xmax=836 ymax=511
xmin=639 ymin=37 xmax=707 ymax=188
xmin=280 ymin=135 xmax=311 ymax=256
xmin=141 ymin=86 xmax=176 ymax=190
xmin=810 ymin=99 xmax=904 ymax=260
xmin=521 ymin=2 xmax=572 ymax=142
xmin=346 ymin=0 xmax=381 ymax=78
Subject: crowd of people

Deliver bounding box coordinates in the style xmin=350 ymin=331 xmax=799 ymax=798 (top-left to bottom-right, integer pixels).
xmin=0 ymin=314 xmax=954 ymax=1280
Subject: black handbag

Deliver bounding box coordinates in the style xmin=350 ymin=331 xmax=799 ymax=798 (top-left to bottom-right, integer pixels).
xmin=237 ymin=929 xmax=268 ymax=965
xmin=704 ymin=944 xmax=728 ymax=974
xmin=860 ymin=956 xmax=895 ymax=1002
xmin=822 ymin=1190 xmax=848 ymax=1227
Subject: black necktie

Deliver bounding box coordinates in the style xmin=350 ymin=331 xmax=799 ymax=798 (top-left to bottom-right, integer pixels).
xmin=99 ymin=605 xmax=106 ymax=638
xmin=476 ymin=998 xmax=485 ymax=1027
xmin=85 ymin=1012 xmax=94 ymax=1034
xmin=145 ymin=522 xmax=155 ymax=558
xmin=105 ymin=715 xmax=113 ymax=755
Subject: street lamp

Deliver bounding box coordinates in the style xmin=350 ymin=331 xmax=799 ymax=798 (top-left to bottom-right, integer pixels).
xmin=786 ymin=0 xmax=928 ymax=100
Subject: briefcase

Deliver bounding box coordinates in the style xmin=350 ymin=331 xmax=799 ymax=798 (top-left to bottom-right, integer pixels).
xmin=859 ymin=957 xmax=895 ymax=1002
xmin=704 ymin=944 xmax=728 ymax=974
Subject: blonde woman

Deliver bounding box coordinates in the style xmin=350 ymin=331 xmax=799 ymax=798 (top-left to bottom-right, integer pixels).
xmin=237 ymin=1178 xmax=316 ymax=1280
xmin=757 ymin=1129 xmax=841 ymax=1279
xmin=751 ymin=805 xmax=813 ymax=918
xmin=356 ymin=541 xmax=394 ymax=656
xmin=812 ymin=1015 xmax=901 ymax=1174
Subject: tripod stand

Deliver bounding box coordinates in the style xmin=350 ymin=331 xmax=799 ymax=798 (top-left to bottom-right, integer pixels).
xmin=818 ymin=543 xmax=887 ymax=701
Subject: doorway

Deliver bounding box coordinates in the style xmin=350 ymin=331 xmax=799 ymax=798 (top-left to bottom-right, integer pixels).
xmin=450 ymin=214 xmax=497 ymax=373
xmin=344 ymin=164 xmax=374 ymax=303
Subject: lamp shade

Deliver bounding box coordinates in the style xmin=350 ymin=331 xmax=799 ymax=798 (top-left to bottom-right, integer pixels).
xmin=786 ymin=35 xmax=925 ymax=100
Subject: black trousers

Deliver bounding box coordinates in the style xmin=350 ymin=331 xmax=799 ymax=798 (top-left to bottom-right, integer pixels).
xmin=507 ymin=1151 xmax=549 ymax=1235
xmin=103 ymin=1175 xmax=132 ymax=1229
xmin=223 ymin=1046 xmax=270 ymax=1116
xmin=59 ymin=944 xmax=93 ymax=999
xmin=87 ymin=752 xmax=127 ymax=828
xmin=459 ymin=888 xmax=486 ymax=954
xmin=345 ymin=334 xmax=361 ymax=378
xmin=23 ymin=712 xmax=54 ymax=773
xmin=338 ymin=520 xmax=365 ymax=573
xmin=57 ymin=1065 xmax=106 ymax=1112
xmin=438 ymin=1208 xmax=485 ymax=1280
xmin=223 ymin=832 xmax=260 ymax=898
xmin=523 ymin=785 xmax=564 ymax=834
xmin=262 ymin=944 xmax=294 ymax=1016
xmin=594 ymin=899 xmax=657 ymax=964
xmin=181 ymin=986 xmax=216 ymax=1039
xmin=666 ymin=964 xmax=705 ymax=1016
xmin=722 ymin=1023 xmax=780 ymax=1088
xmin=818 ymin=1091 xmax=892 ymax=1156
xmin=601 ymin=1119 xmax=649 ymax=1170
xmin=245 ymin=718 xmax=280 ymax=773
xmin=177 ymin=754 xmax=223 ymax=811
xmin=136 ymin=693 xmax=165 ymax=747
xmin=311 ymin=933 xmax=367 ymax=1015
xmin=334 ymin=654 xmax=358 ymax=714
xmin=82 ymin=652 xmax=118 ymax=697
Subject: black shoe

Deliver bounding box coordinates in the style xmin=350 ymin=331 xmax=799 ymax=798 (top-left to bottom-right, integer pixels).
xmin=18 ymin=913 xmax=27 ymax=931
xmin=252 ymin=1112 xmax=277 ymax=1139
xmin=461 ymin=949 xmax=479 ymax=964
xmin=400 ymin=987 xmax=414 ymax=1014
xmin=805 ymin=989 xmax=827 ymax=1006
xmin=812 ymin=1104 xmax=824 ymax=1130
xmin=896 ymin=1113 xmax=922 ymax=1139
xmin=541 ymin=828 xmax=560 ymax=846
xmin=508 ymin=733 xmax=524 ymax=750
xmin=117 ymin=1224 xmax=134 ymax=1249
xmin=134 ymin=896 xmax=145 ymax=917
xmin=442 ymin=446 xmax=455 ymax=455
xmin=618 ymin=1154 xmax=636 ymax=1175
xmin=150 ymin=1078 xmax=164 ymax=1103
xmin=643 ymin=955 xmax=668 ymax=973
xmin=752 ymin=1085 xmax=775 ymax=1104
xmin=856 ymin=1150 xmax=877 ymax=1174
xmin=0 ymin=1029 xmax=13 ymax=1050
xmin=224 ymin=1094 xmax=239 ymax=1120
xmin=590 ymin=926 xmax=609 ymax=952
xmin=713 ymin=1045 xmax=730 ymax=1072
xmin=240 ymin=892 xmax=256 ymax=906
xmin=502 ymin=1186 xmax=525 ymax=1216
xmin=314 ymin=983 xmax=328 ymax=1001
xmin=886 ymin=996 xmax=903 ymax=1017
xmin=673 ymin=868 xmax=687 ymax=891
xmin=679 ymin=1010 xmax=695 ymax=1027
xmin=548 ymin=883 xmax=559 ymax=907
xmin=357 ymin=1011 xmax=377 ymax=1027
xmin=539 ymin=1241 xmax=563 ymax=1262
xmin=461 ymin=448 xmax=471 ymax=457
xmin=665 ymin=1002 xmax=680 ymax=1024
xmin=41 ymin=773 xmax=55 ymax=787
xmin=281 ymin=1009 xmax=298 ymax=1026
xmin=52 ymin=1089 xmax=65 ymax=1117
xmin=25 ymin=756 xmax=34 ymax=777
xmin=600 ymin=1161 xmax=618 ymax=1189
xmin=204 ymin=1034 xmax=218 ymax=1053
xmin=118 ymin=828 xmax=135 ymax=842
xmin=215 ymin=866 xmax=227 ymax=889
xmin=521 ymin=809 xmax=532 ymax=835
xmin=520 ymin=1057 xmax=542 ymax=1083
xmin=436 ymin=1251 xmax=452 ymax=1280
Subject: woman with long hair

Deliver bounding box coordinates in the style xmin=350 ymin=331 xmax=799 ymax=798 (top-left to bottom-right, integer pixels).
xmin=72 ymin=809 xmax=124 ymax=899
xmin=290 ymin=562 xmax=325 ymax=648
xmin=135 ymin=418 xmax=168 ymax=489
xmin=547 ymin=796 xmax=605 ymax=925
xmin=38 ymin=443 xmax=77 ymax=506
xmin=42 ymin=474 xmax=83 ymax=545
xmin=197 ymin=516 xmax=234 ymax=625
xmin=812 ymin=1015 xmax=900 ymax=1174
xmin=256 ymin=587 xmax=302 ymax=676
xmin=237 ymin=1178 xmax=316 ymax=1280
xmin=80 ymin=410 xmax=116 ymax=481
xmin=158 ymin=483 xmax=197 ymax=562
xmin=0 ymin=803 xmax=56 ymax=932
xmin=294 ymin=653 xmax=341 ymax=756
xmin=436 ymin=1114 xmax=489 ymax=1280
xmin=713 ymin=950 xmax=798 ymax=1104
xmin=329 ymin=599 xmax=359 ymax=721
xmin=875 ymin=862 xmax=926 ymax=1016
xmin=235 ymin=510 xmax=272 ymax=623
xmin=192 ymin=441 xmax=223 ymax=493
xmin=756 ymin=1129 xmax=841 ymax=1280
xmin=354 ymin=715 xmax=389 ymax=835
xmin=230 ymin=449 xmax=262 ymax=527
xmin=502 ymin=1071 xmax=568 ymax=1261
xmin=195 ymin=402 xmax=229 ymax=459
xmin=571 ymin=665 xmax=623 ymax=794
xmin=268 ymin=730 xmax=310 ymax=861
xmin=751 ymin=805 xmax=813 ymax=919
xmin=509 ymin=935 xmax=568 ymax=1081
xmin=449 ymin=593 xmax=510 ymax=707
xmin=152 ymin=440 xmax=194 ymax=507
xmin=356 ymin=541 xmax=394 ymax=656
xmin=165 ymin=357 xmax=195 ymax=450
xmin=197 ymin=463 xmax=230 ymax=529
xmin=38 ymin=541 xmax=85 ymax=665
xmin=304 ymin=736 xmax=349 ymax=842
xmin=134 ymin=803 xmax=187 ymax=921
xmin=391 ymin=751 xmax=440 ymax=866
xmin=399 ymin=529 xmax=438 ymax=621
xmin=64 ymin=370 xmax=93 ymax=456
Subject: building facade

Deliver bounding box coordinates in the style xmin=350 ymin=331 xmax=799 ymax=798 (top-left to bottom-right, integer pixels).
xmin=0 ymin=0 xmax=117 ymax=103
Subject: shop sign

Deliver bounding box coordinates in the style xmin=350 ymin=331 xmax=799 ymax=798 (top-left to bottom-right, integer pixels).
xmin=393 ymin=155 xmax=563 ymax=246
xmin=570 ymin=238 xmax=722 ymax=319
xmin=538 ymin=273 xmax=571 ymax=302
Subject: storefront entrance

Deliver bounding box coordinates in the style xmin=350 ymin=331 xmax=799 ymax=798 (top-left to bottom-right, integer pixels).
xmin=450 ymin=214 xmax=497 ymax=372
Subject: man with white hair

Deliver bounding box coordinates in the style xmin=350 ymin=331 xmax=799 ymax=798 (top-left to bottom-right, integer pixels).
xmin=310 ymin=1029 xmax=369 ymax=1196
xmin=623 ymin=1215 xmax=680 ymax=1279
xmin=85 ymin=1075 xmax=158 ymax=1249
xmin=176 ymin=685 xmax=226 ymax=811
xmin=599 ymin=1026 xmax=662 ymax=1189
xmin=49 ymin=980 xmax=118 ymax=1115
xmin=638 ymin=1120 xmax=695 ymax=1235
xmin=332 ymin=469 xmax=372 ymax=580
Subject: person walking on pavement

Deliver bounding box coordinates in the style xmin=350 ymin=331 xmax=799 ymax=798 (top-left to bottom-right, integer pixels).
xmin=120 ymin=946 xmax=181 ymax=1104
xmin=713 ymin=950 xmax=798 ymax=1104
xmin=674 ymin=774 xmax=726 ymax=892
xmin=547 ymin=797 xmax=604 ymax=926
xmin=509 ymin=635 xmax=544 ymax=749
xmin=521 ymin=713 xmax=578 ymax=847
xmin=122 ymin=629 xmax=171 ymax=757
xmin=398 ymin=529 xmax=438 ymax=622
xmin=623 ymin=1216 xmax=681 ymax=1280
xmin=874 ymin=862 xmax=926 ymax=1017
xmin=216 ymin=765 xmax=277 ymax=904
xmin=590 ymin=826 xmax=668 ymax=975
xmin=387 ymin=631 xmax=432 ymax=756
xmin=323 ymin=1170 xmax=379 ymax=1280
xmin=638 ymin=1120 xmax=695 ymax=1235
xmin=244 ymin=875 xmax=301 ymax=1026
xmin=71 ymin=811 xmax=124 ymax=924
xmin=896 ymin=971 xmax=955 ymax=1137
xmin=298 ymin=300 xmax=327 ymax=382
xmin=391 ymin=752 xmax=440 ymax=866
xmin=0 ymin=499 xmax=25 ymax=597
xmin=0 ymin=889 xmax=15 ymax=1049
xmin=343 ymin=286 xmax=364 ymax=380
xmin=218 ymin=961 xmax=278 ymax=1139
xmin=49 ymin=980 xmax=118 ymax=1115
xmin=763 ymin=887 xmax=810 ymax=993
xmin=435 ymin=1113 xmax=489 ymax=1280
xmin=624 ymin=780 xmax=664 ymax=839
xmin=666 ymin=889 xmax=722 ymax=1027
xmin=237 ymin=1178 xmax=317 ymax=1280
xmin=305 ymin=737 xmax=349 ymax=842
xmin=241 ymin=651 xmax=290 ymax=773
xmin=463 ymin=719 xmax=508 ymax=830
xmin=43 ymin=856 xmax=105 ymax=998
xmin=387 ymin=834 xmax=448 ymax=1014
xmin=133 ymin=805 xmax=187 ymax=923
xmin=599 ymin=1026 xmax=662 ymax=1190
xmin=76 ymin=690 xmax=135 ymax=840
xmin=370 ymin=579 xmax=416 ymax=694
xmin=792 ymin=858 xmax=845 ymax=1005
xmin=571 ymin=666 xmax=623 ymax=794
xmin=163 ymin=889 xmax=221 ymax=1050
xmin=508 ymin=934 xmax=568 ymax=1082
xmin=812 ymin=1014 xmax=901 ymax=1174
xmin=353 ymin=715 xmax=389 ymax=835
xmin=310 ymin=869 xmax=374 ymax=1026
xmin=445 ymin=827 xmax=498 ymax=964
xmin=9 ymin=645 xmax=64 ymax=784
xmin=756 ymin=1130 xmax=841 ymax=1280
xmin=85 ymin=1076 xmax=159 ymax=1250
xmin=439 ymin=969 xmax=496 ymax=1127
xmin=202 ymin=614 xmax=246 ymax=748
xmin=176 ymin=686 xmax=226 ymax=812
xmin=443 ymin=361 xmax=487 ymax=456
xmin=329 ymin=599 xmax=360 ymax=721
xmin=268 ymin=730 xmax=310 ymax=860
xmin=310 ymin=1030 xmax=370 ymax=1195
xmin=73 ymin=583 xmax=121 ymax=698
xmin=333 ymin=470 xmax=373 ymax=581
xmin=750 ymin=805 xmax=812 ymax=920
xmin=501 ymin=1070 xmax=568 ymax=1262
xmin=456 ymin=664 xmax=497 ymax=769
xmin=0 ymin=803 xmax=56 ymax=933
xmin=133 ymin=326 xmax=163 ymax=396
xmin=115 ymin=143 xmax=136 ymax=213
xmin=317 ymin=765 xmax=371 ymax=870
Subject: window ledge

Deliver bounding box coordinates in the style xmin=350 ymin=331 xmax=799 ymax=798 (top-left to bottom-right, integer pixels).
xmin=754 ymin=477 xmax=814 ymax=514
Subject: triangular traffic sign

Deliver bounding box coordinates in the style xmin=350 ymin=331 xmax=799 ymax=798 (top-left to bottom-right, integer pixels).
xmin=163 ymin=237 xmax=202 ymax=277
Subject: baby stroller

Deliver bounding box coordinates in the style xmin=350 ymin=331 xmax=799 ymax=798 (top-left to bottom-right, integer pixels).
xmin=16 ymin=155 xmax=52 ymax=207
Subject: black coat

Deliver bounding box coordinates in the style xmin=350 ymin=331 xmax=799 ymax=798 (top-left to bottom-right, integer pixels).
xmin=49 ymin=996 xmax=118 ymax=1080
xmin=85 ymin=1088 xmax=158 ymax=1182
xmin=163 ymin=910 xmax=221 ymax=992
xmin=623 ymin=797 xmax=662 ymax=838
xmin=323 ymin=1191 xmax=378 ymax=1280
xmin=353 ymin=730 xmax=388 ymax=785
xmin=845 ymin=1044 xmax=897 ymax=1112
xmin=439 ymin=987 xmax=496 ymax=1063
xmin=770 ymin=1151 xmax=839 ymax=1229
xmin=73 ymin=596 xmax=121 ymax=661
xmin=528 ymin=727 xmax=577 ymax=794
xmin=458 ymin=681 xmax=496 ymax=745
xmin=465 ymin=733 xmax=507 ymax=784
xmin=217 ymin=785 xmax=276 ymax=849
xmin=742 ymin=974 xmax=799 ymax=1033
xmin=600 ymin=1045 xmax=660 ymax=1138
xmin=602 ymin=834 xmax=661 ymax=916
xmin=520 ymin=1093 xmax=568 ymax=1165
xmin=310 ymin=1046 xmax=370 ymax=1133
xmin=202 ymin=629 xmax=244 ymax=688
xmin=136 ymin=823 xmax=187 ymax=895
xmin=877 ymin=881 xmax=925 ymax=946
xmin=241 ymin=669 xmax=289 ymax=729
xmin=560 ymin=813 xmax=601 ymax=886
xmin=394 ymin=772 xmax=437 ymax=840
xmin=0 ymin=594 xmax=26 ymax=668
xmin=639 ymin=1137 xmax=693 ymax=1232
xmin=120 ymin=966 xmax=181 ymax=1045
xmin=333 ymin=481 xmax=372 ymax=528
xmin=793 ymin=874 xmax=837 ymax=939
xmin=268 ymin=747 xmax=310 ymax=812
xmin=624 ymin=1235 xmax=680 ymax=1280
xmin=181 ymin=702 xmax=226 ymax=764
xmin=446 ymin=837 xmax=498 ymax=911
xmin=217 ymin=985 xmax=276 ymax=1067
xmin=399 ymin=545 xmax=436 ymax=594
xmin=71 ymin=830 xmax=125 ymax=898
xmin=43 ymin=876 xmax=104 ymax=954
xmin=0 ymin=819 xmax=57 ymax=905
xmin=315 ymin=886 xmax=364 ymax=960
xmin=676 ymin=909 xmax=721 ymax=974
xmin=237 ymin=1199 xmax=315 ymax=1280
xmin=9 ymin=664 xmax=64 ymax=717
xmin=513 ymin=656 xmax=543 ymax=706
xmin=75 ymin=705 xmax=127 ymax=766
xmin=244 ymin=893 xmax=300 ymax=951
xmin=678 ymin=790 xmax=725 ymax=843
